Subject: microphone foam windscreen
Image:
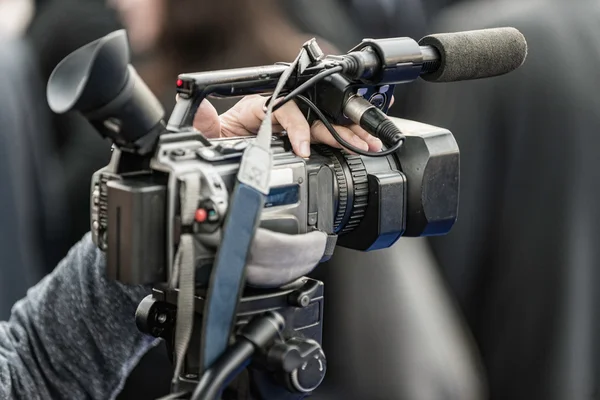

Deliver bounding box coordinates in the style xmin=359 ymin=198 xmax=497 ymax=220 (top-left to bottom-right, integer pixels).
xmin=418 ymin=27 xmax=527 ymax=82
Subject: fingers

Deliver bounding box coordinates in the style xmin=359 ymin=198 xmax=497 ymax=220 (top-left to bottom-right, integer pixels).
xmin=348 ymin=125 xmax=383 ymax=152
xmin=272 ymin=101 xmax=312 ymax=157
xmin=310 ymin=121 xmax=370 ymax=152
xmin=192 ymin=99 xmax=221 ymax=138
xmin=219 ymin=95 xmax=266 ymax=137
xmin=219 ymin=95 xmax=314 ymax=158
xmin=272 ymin=101 xmax=380 ymax=156
xmin=189 ymin=94 xmax=386 ymax=157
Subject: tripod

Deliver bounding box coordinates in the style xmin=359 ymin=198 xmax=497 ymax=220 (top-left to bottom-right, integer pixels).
xmin=136 ymin=278 xmax=327 ymax=400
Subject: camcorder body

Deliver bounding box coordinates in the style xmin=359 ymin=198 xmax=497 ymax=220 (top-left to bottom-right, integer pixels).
xmin=46 ymin=24 xmax=527 ymax=399
xmin=93 ymin=121 xmax=459 ymax=286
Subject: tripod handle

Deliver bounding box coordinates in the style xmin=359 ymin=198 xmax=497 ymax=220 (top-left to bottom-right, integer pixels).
xmin=191 ymin=312 xmax=285 ymax=400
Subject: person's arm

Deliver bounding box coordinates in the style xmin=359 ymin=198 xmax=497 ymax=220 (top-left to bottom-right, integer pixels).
xmin=0 ymin=233 xmax=158 ymax=400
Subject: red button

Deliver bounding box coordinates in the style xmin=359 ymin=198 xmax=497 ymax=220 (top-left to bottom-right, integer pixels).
xmin=195 ymin=208 xmax=207 ymax=223
xmin=176 ymin=79 xmax=183 ymax=87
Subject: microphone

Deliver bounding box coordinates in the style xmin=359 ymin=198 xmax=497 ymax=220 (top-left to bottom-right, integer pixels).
xmin=344 ymin=27 xmax=527 ymax=84
xmin=418 ymin=27 xmax=528 ymax=82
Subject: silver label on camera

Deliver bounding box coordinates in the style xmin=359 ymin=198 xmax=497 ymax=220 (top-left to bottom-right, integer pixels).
xmin=269 ymin=168 xmax=294 ymax=187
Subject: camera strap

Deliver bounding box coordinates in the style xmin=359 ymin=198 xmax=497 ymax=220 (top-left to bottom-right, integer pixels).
xmin=171 ymin=173 xmax=201 ymax=386
xmin=199 ymin=48 xmax=311 ymax=373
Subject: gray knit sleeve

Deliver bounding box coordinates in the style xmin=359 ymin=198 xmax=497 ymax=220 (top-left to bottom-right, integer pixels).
xmin=0 ymin=233 xmax=160 ymax=399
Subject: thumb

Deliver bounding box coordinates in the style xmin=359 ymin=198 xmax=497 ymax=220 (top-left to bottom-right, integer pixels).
xmin=193 ymin=99 xmax=221 ymax=138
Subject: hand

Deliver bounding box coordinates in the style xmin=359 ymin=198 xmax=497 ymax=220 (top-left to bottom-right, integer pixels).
xmin=191 ymin=95 xmax=384 ymax=158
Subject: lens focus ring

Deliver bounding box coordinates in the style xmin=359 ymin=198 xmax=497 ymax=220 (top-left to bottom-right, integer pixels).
xmin=316 ymin=146 xmax=368 ymax=234
xmin=340 ymin=153 xmax=368 ymax=234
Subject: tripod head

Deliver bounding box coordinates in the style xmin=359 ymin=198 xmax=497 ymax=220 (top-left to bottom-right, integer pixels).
xmin=138 ymin=279 xmax=325 ymax=400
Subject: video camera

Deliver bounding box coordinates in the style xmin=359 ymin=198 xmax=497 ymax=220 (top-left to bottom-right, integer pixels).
xmin=46 ymin=27 xmax=526 ymax=400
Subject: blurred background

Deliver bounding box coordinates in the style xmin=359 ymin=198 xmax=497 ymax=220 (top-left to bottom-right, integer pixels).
xmin=1 ymin=0 xmax=600 ymax=399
